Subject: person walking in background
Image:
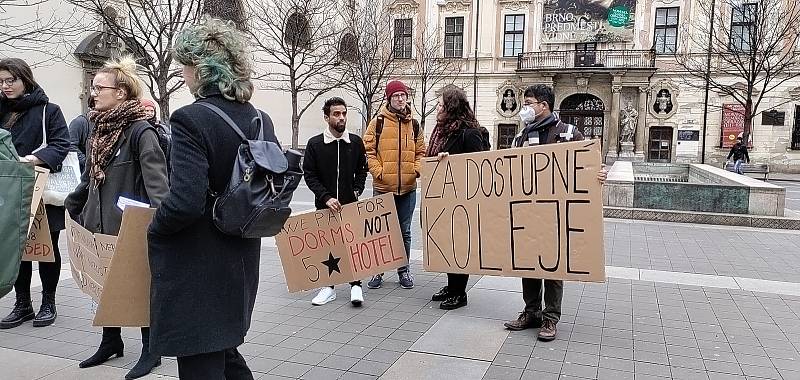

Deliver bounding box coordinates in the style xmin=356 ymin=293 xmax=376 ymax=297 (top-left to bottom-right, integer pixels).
xmin=147 ymin=19 xmax=274 ymax=379
xmin=726 ymin=136 xmax=750 ymax=174
xmin=427 ymin=87 xmax=489 ymax=310
xmin=303 ymin=97 xmax=368 ymax=306
xmin=64 ymin=56 xmax=168 ymax=379
xmin=363 ymin=80 xmax=425 ymax=290
xmin=68 ymin=96 xmax=94 ymax=172
xmin=0 ymin=57 xmax=70 ymax=330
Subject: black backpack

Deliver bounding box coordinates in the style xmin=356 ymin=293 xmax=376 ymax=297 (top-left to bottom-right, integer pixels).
xmin=198 ymin=102 xmax=303 ymax=238
xmin=131 ymin=120 xmax=172 ymax=177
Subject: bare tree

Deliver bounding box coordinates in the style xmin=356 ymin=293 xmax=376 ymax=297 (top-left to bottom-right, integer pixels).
xmin=68 ymin=0 xmax=203 ymax=120
xmin=408 ymin=26 xmax=466 ymax=130
xmin=247 ymin=0 xmax=344 ymax=149
xmin=339 ymin=0 xmax=397 ymax=129
xmin=677 ymin=0 xmax=800 ymax=142
xmin=1 ymin=0 xmax=81 ymax=54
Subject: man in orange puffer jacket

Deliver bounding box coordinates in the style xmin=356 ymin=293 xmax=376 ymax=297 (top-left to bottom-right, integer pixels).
xmin=363 ymin=80 xmax=425 ymax=290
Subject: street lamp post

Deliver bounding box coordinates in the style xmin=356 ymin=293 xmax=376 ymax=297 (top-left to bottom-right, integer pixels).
xmin=700 ymin=0 xmax=716 ymax=164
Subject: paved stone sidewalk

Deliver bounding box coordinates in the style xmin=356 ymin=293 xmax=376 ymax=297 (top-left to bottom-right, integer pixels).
xmin=1 ymin=219 xmax=800 ymax=380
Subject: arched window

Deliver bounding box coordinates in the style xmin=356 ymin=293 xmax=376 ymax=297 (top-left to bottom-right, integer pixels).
xmin=339 ymin=32 xmax=359 ymax=62
xmin=285 ymin=11 xmax=311 ymax=49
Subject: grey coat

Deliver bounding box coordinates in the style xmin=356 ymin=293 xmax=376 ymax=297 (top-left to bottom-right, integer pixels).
xmin=64 ymin=120 xmax=169 ymax=235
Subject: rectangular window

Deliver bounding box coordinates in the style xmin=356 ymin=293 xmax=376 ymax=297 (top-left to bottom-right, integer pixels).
xmin=444 ymin=17 xmax=464 ymax=58
xmin=792 ymin=105 xmax=800 ymax=150
xmin=730 ymin=2 xmax=757 ymax=52
xmin=394 ymin=18 xmax=413 ymax=59
xmin=653 ymin=7 xmax=679 ymax=54
xmin=503 ymin=14 xmax=524 ymax=57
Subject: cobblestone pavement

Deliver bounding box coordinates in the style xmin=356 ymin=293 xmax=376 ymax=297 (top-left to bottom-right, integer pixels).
xmin=1 ymin=181 xmax=799 ymax=379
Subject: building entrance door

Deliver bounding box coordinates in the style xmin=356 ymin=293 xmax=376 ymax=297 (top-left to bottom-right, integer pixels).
xmin=648 ymin=127 xmax=673 ymax=162
xmin=559 ymin=93 xmax=605 ymax=143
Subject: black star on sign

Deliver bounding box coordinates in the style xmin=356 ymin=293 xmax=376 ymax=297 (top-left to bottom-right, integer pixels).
xmin=321 ymin=252 xmax=342 ymax=276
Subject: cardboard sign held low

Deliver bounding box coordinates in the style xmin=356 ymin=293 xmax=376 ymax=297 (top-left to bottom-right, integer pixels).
xmin=65 ymin=206 xmax=154 ymax=326
xmin=421 ymin=140 xmax=605 ymax=282
xmin=23 ymin=167 xmax=54 ymax=262
xmin=276 ymin=193 xmax=407 ymax=292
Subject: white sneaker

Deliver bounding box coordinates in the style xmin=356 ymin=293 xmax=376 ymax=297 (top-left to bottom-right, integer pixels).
xmin=350 ymin=285 xmax=364 ymax=307
xmin=311 ymin=287 xmax=336 ymax=305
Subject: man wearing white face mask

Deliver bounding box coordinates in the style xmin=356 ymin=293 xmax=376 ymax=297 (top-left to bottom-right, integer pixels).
xmin=504 ymin=84 xmax=607 ymax=342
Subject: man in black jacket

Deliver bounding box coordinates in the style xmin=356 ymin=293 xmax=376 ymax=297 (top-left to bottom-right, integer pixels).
xmin=504 ymin=84 xmax=607 ymax=342
xmin=303 ymin=97 xmax=368 ymax=306
xmin=726 ymin=137 xmax=750 ymax=174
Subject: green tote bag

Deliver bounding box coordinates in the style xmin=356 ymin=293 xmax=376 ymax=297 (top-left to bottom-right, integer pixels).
xmin=0 ymin=129 xmax=35 ymax=299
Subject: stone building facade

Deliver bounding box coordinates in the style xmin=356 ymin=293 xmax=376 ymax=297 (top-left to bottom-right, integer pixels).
xmin=394 ymin=0 xmax=800 ymax=171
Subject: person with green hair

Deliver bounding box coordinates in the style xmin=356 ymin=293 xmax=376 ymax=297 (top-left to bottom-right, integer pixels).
xmin=146 ymin=18 xmax=279 ymax=379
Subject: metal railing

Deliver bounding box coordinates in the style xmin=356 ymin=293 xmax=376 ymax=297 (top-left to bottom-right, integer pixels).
xmin=517 ymin=49 xmax=657 ymax=70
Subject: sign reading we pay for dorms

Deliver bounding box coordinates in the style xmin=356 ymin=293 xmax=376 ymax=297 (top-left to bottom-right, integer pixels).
xmin=275 ymin=193 xmax=408 ymax=292
xmin=421 ymin=140 xmax=606 ymax=282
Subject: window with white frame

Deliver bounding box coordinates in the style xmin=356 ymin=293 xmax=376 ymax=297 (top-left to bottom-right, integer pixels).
xmin=653 ymin=7 xmax=679 ymax=54
xmin=503 ymin=14 xmax=524 ymax=57
xmin=444 ymin=17 xmax=464 ymax=58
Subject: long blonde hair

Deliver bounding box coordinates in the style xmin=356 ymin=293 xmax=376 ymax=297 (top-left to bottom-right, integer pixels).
xmin=97 ymin=56 xmax=144 ymax=100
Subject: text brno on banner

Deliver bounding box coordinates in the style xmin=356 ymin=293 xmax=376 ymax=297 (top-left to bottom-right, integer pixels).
xmin=275 ymin=193 xmax=408 ymax=292
xmin=421 ymin=140 xmax=605 ymax=282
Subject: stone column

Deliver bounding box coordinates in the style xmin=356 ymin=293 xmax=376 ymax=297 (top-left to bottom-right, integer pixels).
xmin=635 ymin=86 xmax=648 ymax=161
xmin=605 ymin=84 xmax=622 ymax=163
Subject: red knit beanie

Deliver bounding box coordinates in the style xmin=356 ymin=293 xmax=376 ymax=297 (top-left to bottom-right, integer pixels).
xmin=385 ymin=80 xmax=408 ymax=100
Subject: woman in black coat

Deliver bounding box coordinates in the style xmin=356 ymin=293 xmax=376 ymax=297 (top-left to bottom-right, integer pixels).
xmin=148 ymin=19 xmax=273 ymax=379
xmin=0 ymin=58 xmax=70 ymax=329
xmin=427 ymin=87 xmax=489 ymax=310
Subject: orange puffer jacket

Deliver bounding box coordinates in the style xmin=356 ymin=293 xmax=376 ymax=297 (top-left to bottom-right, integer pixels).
xmin=363 ymin=105 xmax=426 ymax=195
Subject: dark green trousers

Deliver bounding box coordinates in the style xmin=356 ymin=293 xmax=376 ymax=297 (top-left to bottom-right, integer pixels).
xmin=522 ymin=278 xmax=563 ymax=323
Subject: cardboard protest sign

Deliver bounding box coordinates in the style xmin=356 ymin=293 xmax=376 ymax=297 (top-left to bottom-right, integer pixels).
xmin=94 ymin=207 xmax=153 ymax=327
xmin=65 ymin=207 xmax=154 ymax=326
xmin=276 ymin=193 xmax=407 ymax=292
xmin=421 ymin=140 xmax=605 ymax=282
xmin=23 ymin=167 xmax=54 ymax=262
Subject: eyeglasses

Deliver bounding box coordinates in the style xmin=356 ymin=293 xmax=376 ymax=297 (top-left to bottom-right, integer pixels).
xmin=0 ymin=77 xmax=18 ymax=87
xmin=391 ymin=93 xmax=408 ymax=100
xmin=90 ymin=85 xmax=118 ymax=94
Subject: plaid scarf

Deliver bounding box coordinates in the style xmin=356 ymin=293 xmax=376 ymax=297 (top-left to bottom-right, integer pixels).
xmin=88 ymin=100 xmax=148 ymax=185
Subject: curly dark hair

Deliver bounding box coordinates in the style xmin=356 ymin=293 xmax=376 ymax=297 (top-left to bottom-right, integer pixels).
xmin=437 ymin=86 xmax=478 ymax=128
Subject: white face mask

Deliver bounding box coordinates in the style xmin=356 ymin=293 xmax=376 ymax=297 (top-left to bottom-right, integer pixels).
xmin=519 ymin=105 xmax=537 ymax=124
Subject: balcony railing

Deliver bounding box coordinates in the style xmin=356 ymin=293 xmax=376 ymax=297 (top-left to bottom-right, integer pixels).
xmin=517 ymin=49 xmax=657 ymax=71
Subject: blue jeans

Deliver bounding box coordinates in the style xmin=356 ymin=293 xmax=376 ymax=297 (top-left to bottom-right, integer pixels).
xmin=734 ymin=159 xmax=744 ymax=174
xmin=374 ymin=190 xmax=416 ymax=275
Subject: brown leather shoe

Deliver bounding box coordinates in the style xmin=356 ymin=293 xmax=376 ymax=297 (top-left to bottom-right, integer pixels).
xmin=537 ymin=320 xmax=557 ymax=341
xmin=504 ymin=312 xmax=542 ymax=331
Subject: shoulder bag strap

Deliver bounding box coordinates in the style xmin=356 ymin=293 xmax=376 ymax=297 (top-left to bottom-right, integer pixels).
xmin=32 ymin=103 xmax=48 ymax=153
xmin=197 ymin=102 xmax=250 ymax=142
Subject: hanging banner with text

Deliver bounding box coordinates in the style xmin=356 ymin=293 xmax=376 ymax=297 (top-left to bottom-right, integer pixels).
xmin=421 ymin=140 xmax=605 ymax=282
xmin=275 ymin=193 xmax=407 ymax=292
xmin=720 ymin=103 xmax=752 ymax=148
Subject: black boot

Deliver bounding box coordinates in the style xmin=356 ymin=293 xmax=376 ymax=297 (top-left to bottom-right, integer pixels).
xmin=125 ymin=327 xmax=161 ymax=379
xmin=0 ymin=293 xmax=35 ymax=329
xmin=440 ymin=294 xmax=467 ymax=310
xmin=79 ymin=327 xmax=124 ymax=368
xmin=32 ymin=291 xmax=57 ymax=327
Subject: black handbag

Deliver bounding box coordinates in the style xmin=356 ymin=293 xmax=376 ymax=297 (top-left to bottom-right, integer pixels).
xmin=198 ymin=102 xmax=303 ymax=238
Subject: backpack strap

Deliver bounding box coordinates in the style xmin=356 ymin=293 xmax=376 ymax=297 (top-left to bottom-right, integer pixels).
xmin=412 ymin=119 xmax=420 ymax=140
xmin=129 ymin=121 xmax=156 ymax=162
xmin=33 ymin=103 xmax=48 ymax=153
xmin=197 ymin=102 xmax=262 ymax=142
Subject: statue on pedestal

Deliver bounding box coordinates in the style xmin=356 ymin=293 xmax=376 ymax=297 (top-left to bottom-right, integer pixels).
xmin=619 ymin=102 xmax=638 ymax=144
